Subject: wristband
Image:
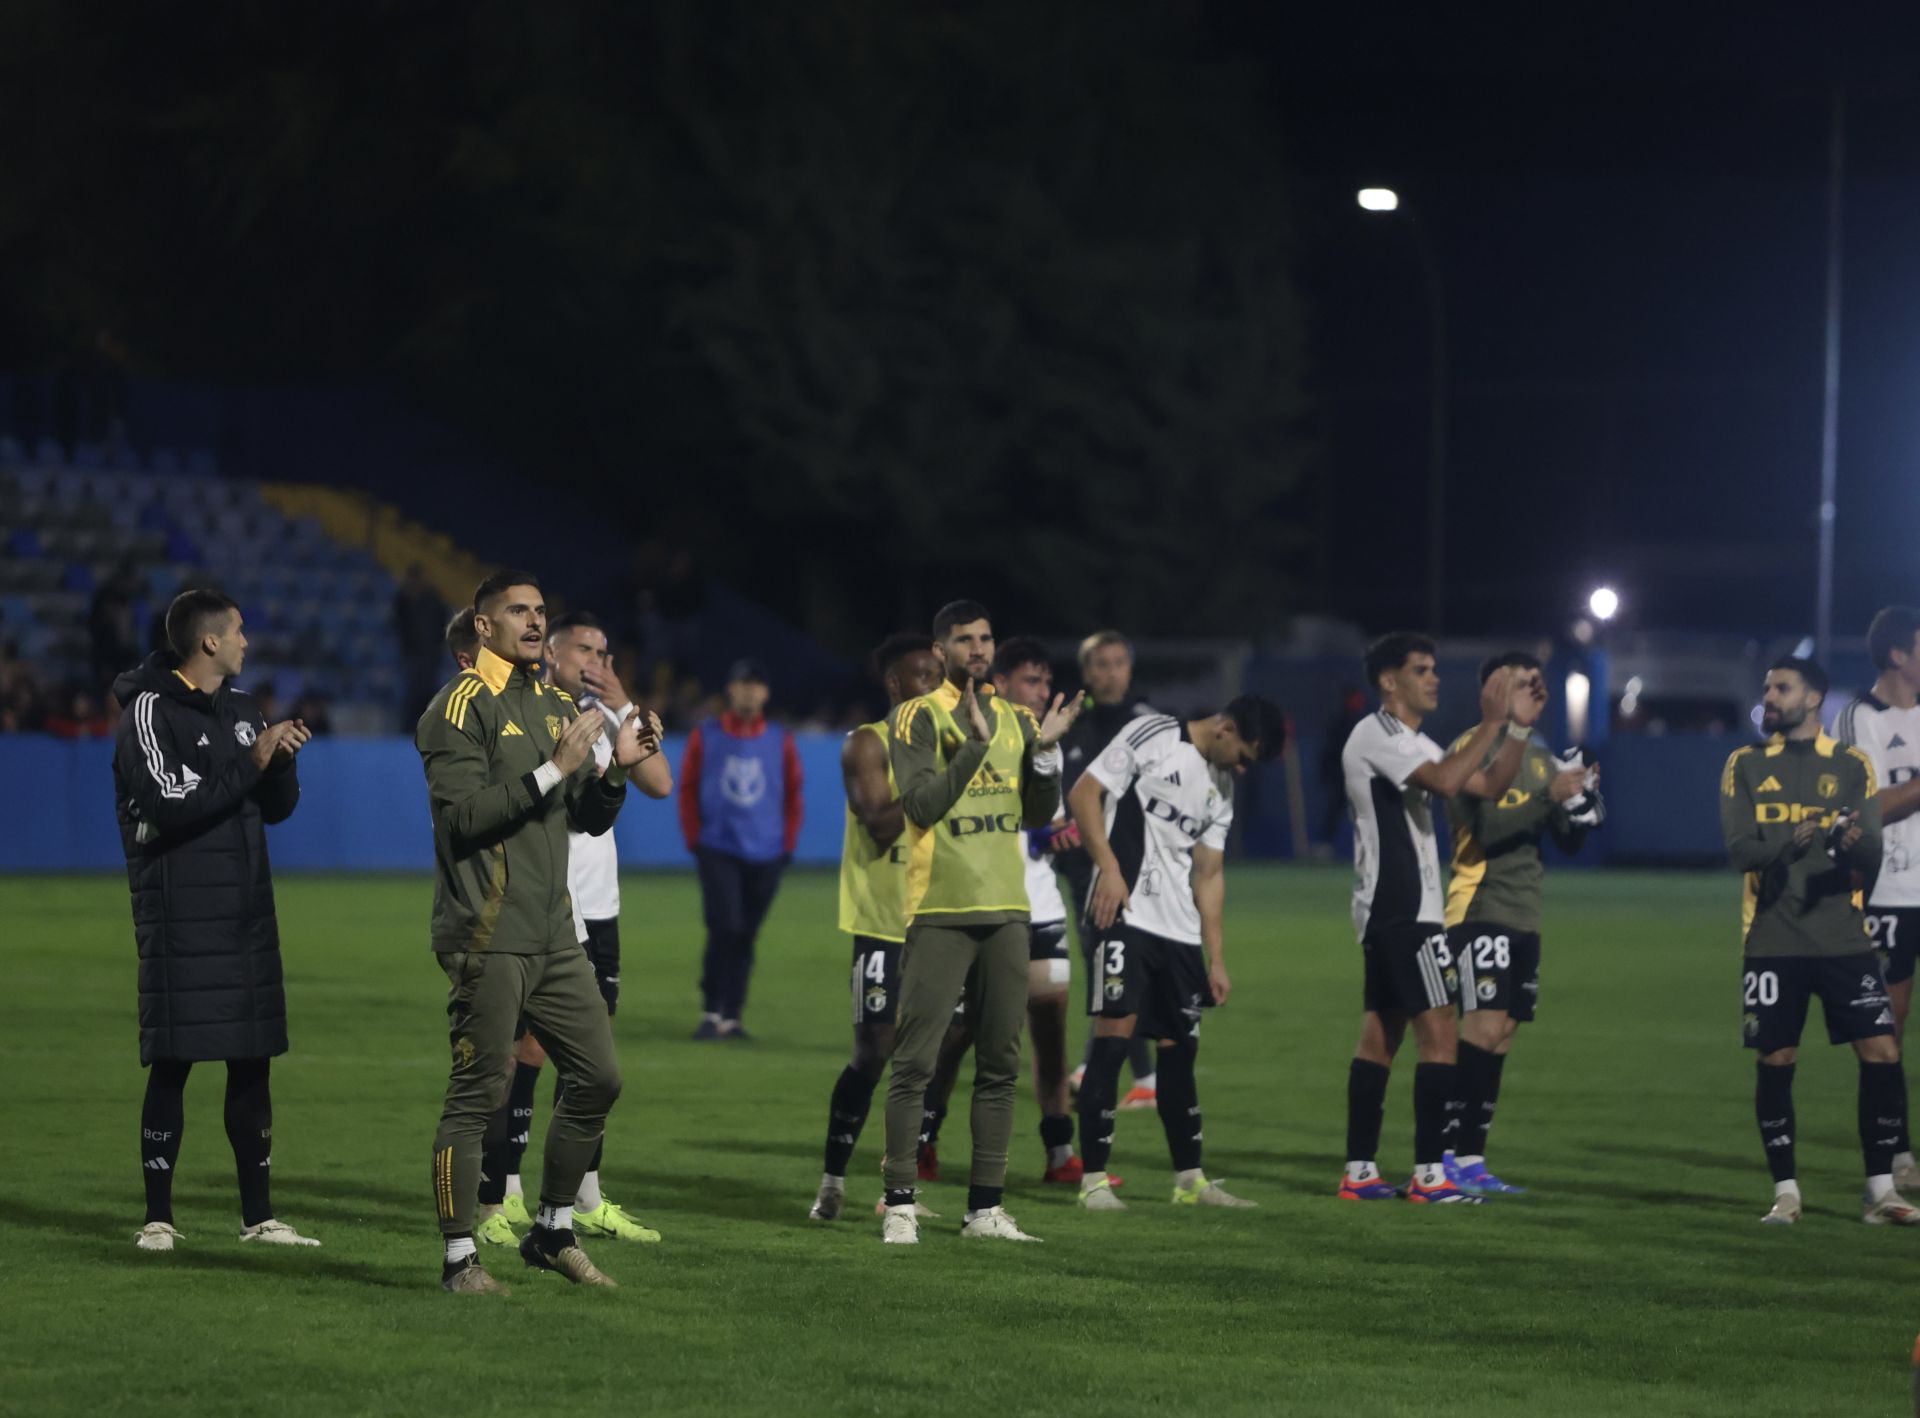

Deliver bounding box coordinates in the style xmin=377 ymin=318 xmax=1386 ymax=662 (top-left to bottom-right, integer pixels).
xmin=532 ymin=761 xmax=566 ymax=796
xmin=1031 ymin=745 xmax=1063 ymax=777
xmin=1507 ymin=724 xmax=1532 ymax=742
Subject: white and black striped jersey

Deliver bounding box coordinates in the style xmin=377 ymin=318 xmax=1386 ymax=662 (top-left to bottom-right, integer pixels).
xmin=1343 ymin=708 xmax=1445 ymax=939
xmin=1839 ymin=691 xmax=1920 ymax=907
xmin=1084 ymin=714 xmax=1233 ymax=946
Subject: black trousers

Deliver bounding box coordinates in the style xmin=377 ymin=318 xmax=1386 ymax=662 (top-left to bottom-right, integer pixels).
xmin=695 ymin=847 xmax=786 ymax=1020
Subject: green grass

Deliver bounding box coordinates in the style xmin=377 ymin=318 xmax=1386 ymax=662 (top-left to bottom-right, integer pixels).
xmin=2 ymin=865 xmax=1912 ymax=1416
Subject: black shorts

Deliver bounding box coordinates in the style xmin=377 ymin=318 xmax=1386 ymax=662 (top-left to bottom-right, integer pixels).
xmin=850 ymin=935 xmax=903 ymax=1027
xmin=1742 ymin=953 xmax=1896 ymax=1052
xmin=1450 ymin=924 xmax=1542 ymax=1022
xmin=1361 ymin=922 xmax=1455 ymax=1017
xmin=1087 ymin=925 xmax=1210 ymax=1041
xmin=1864 ymin=908 xmax=1920 ymax=987
xmin=1030 ymin=920 xmax=1071 ymax=988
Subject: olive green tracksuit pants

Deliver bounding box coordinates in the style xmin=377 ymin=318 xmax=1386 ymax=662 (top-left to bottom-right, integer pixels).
xmin=431 ymin=946 xmax=621 ymax=1235
xmin=883 ymin=921 xmax=1030 ymax=1195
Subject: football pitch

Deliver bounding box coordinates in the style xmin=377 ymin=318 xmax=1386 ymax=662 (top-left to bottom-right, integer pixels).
xmin=3 ymin=864 xmax=1909 ymax=1417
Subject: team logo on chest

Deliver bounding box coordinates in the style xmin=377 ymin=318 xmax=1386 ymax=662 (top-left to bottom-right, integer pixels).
xmin=722 ymin=755 xmax=767 ymax=806
xmin=546 ymin=714 xmax=563 ymax=742
xmin=1818 ymin=774 xmax=1839 ymax=800
xmin=233 ymin=720 xmax=256 ymax=747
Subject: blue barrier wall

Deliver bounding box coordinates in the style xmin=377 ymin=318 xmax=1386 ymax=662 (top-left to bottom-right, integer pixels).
xmin=0 ymin=730 xmax=1752 ymax=871
xmin=0 ymin=733 xmax=846 ymax=872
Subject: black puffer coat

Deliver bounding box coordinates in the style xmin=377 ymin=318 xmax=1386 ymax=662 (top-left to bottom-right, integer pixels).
xmin=111 ymin=654 xmax=300 ymax=1064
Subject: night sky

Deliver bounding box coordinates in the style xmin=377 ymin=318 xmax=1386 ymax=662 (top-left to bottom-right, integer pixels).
xmin=1248 ymin=7 xmax=1920 ymax=639
xmin=7 ymin=4 xmax=1919 ymax=650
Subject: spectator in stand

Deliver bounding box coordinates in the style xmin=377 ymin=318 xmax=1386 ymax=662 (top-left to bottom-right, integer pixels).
xmin=679 ymin=659 xmax=803 ymax=1040
xmin=89 ymin=562 xmax=144 ymax=700
xmin=3 ymin=667 xmax=48 ymax=733
xmin=394 ymin=566 xmax=449 ymax=724
xmin=288 ymin=691 xmax=334 ymax=736
xmin=46 ymin=686 xmax=114 ymax=740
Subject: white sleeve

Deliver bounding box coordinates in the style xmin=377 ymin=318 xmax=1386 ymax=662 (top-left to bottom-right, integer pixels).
xmin=1085 ymin=729 xmax=1140 ymax=796
xmin=1358 ymin=728 xmax=1443 ymax=787
xmin=1200 ymin=795 xmax=1234 ymax=852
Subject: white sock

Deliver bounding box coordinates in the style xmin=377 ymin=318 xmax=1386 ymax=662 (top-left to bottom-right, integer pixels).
xmin=536 ymin=1202 xmax=572 ymax=1232
xmin=1457 ymin=1154 xmax=1485 ymax=1168
xmin=1896 ymin=1151 xmax=1916 ymax=1172
xmin=819 ymin=1171 xmax=844 ymax=1192
xmin=1047 ymin=1144 xmax=1074 ymax=1169
xmin=1175 ymin=1167 xmax=1205 ymax=1190
xmin=1345 ymin=1160 xmax=1380 ymax=1184
xmin=1774 ymin=1178 xmax=1799 ymax=1199
xmin=445 ymin=1235 xmax=477 ymax=1265
xmin=575 ymin=1171 xmax=603 ymax=1212
xmin=504 ymin=1174 xmax=523 ymax=1199
xmin=1868 ymin=1173 xmax=1896 ymax=1202
xmin=1133 ymin=1072 xmax=1157 ymax=1091
xmin=1414 ymin=1162 xmax=1447 ymax=1188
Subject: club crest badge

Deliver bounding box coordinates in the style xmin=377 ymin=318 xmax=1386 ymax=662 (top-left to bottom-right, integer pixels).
xmin=234 ymin=720 xmax=256 ymax=747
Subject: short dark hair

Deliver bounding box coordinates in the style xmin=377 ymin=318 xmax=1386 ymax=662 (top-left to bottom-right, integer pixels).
xmin=1225 ymin=694 xmax=1287 ymax=762
xmin=445 ymin=608 xmax=478 ymax=665
xmin=1364 ymin=632 xmax=1437 ymax=692
xmin=932 ymin=599 xmax=992 ymax=640
xmin=1868 ymin=606 xmax=1920 ymax=672
xmin=871 ymin=632 xmax=934 ymax=683
xmin=1479 ymin=649 xmax=1543 ymax=685
xmin=473 ymin=569 xmax=542 ymax=615
xmin=546 ymin=610 xmax=602 ymax=642
xmin=1769 ymin=654 xmax=1829 ymax=700
xmin=165 ymin=588 xmax=240 ymax=661
xmin=994 ymin=636 xmax=1052 ymax=678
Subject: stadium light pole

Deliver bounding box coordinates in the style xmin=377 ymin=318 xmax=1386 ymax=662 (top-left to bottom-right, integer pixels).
xmin=1814 ymin=87 xmax=1845 ymax=665
xmin=1359 ymin=186 xmax=1448 ymax=632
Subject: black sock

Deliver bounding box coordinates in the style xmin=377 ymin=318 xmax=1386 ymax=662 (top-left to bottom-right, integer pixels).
xmin=478 ymin=1096 xmax=513 ymax=1206
xmin=966 ymin=1184 xmax=1003 ymax=1213
xmin=529 ymin=1222 xmax=575 ymax=1254
xmin=224 ymin=1058 xmax=273 ymax=1227
xmin=1756 ymin=1061 xmax=1797 ymax=1183
xmin=1412 ymin=1061 xmax=1455 ymax=1167
xmin=1346 ymin=1058 xmax=1390 ymax=1164
xmin=441 ymin=1232 xmax=476 ymax=1275
xmin=506 ymin=1060 xmax=540 ymax=1168
xmin=1039 ymin=1112 xmax=1074 ymax=1156
xmin=1154 ymin=1039 xmax=1202 ymax=1172
xmin=1077 ymin=1035 xmax=1130 ymax=1173
xmin=1128 ymin=1035 xmax=1155 ymax=1083
xmin=141 ymin=1060 xmax=191 ymax=1225
xmin=919 ymin=1102 xmax=948 ymax=1149
xmin=1860 ymin=1060 xmax=1907 ymax=1178
xmin=884 ymin=1187 xmax=915 ymax=1209
xmin=1454 ymin=1042 xmax=1506 ymax=1158
xmin=825 ymin=1065 xmax=881 ymax=1178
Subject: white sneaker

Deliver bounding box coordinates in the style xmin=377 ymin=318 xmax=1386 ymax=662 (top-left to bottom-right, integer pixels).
xmin=1759 ymin=1190 xmax=1801 ymax=1225
xmin=1078 ymin=1175 xmax=1128 ymax=1212
xmin=1180 ymin=1179 xmax=1258 ymax=1209
xmin=239 ymin=1218 xmax=321 ymax=1246
xmin=959 ymin=1206 xmax=1042 ymax=1242
xmin=881 ymin=1205 xmax=920 ymax=1245
xmin=871 ymin=1196 xmax=940 ymax=1219
xmin=809 ymin=1184 xmax=844 ymax=1222
xmin=1862 ymin=1189 xmax=1920 ymax=1226
xmin=135 ymin=1221 xmax=183 ymax=1251
xmin=1895 ymin=1160 xmax=1920 ymax=1194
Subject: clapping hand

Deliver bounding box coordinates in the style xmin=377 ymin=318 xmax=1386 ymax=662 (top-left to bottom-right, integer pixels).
xmin=614 ymin=708 xmax=664 ymax=769
xmin=1034 ymin=691 xmax=1083 ymax=750
xmin=552 ymin=709 xmax=605 ymax=776
xmin=962 ymin=676 xmax=992 ymax=742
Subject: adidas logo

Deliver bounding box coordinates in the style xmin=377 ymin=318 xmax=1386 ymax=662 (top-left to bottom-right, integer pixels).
xmin=143 ymin=1157 xmax=171 ymax=1171
xmin=1877 ymin=1010 xmax=1896 ymax=1026
xmin=196 ymin=733 xmax=210 ymax=747
xmin=1892 ymin=734 xmax=1908 ymax=749
xmin=1166 ymin=770 xmax=1182 ymax=786
xmin=1756 ymin=775 xmax=1783 ymax=793
xmin=501 ymin=721 xmax=526 ymax=737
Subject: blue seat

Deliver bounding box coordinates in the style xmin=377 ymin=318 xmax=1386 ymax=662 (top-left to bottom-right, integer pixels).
xmin=149 ymin=449 xmax=181 ymax=475
xmin=186 ymin=450 xmax=218 ymax=476
xmin=0 ymin=435 xmax=22 ymax=463
xmin=31 ymin=437 xmax=63 ymax=465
